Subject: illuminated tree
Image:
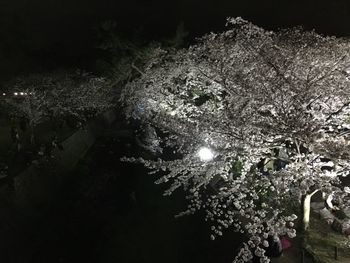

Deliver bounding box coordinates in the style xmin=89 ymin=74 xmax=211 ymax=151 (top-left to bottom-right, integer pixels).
xmin=121 ymin=18 xmax=350 ymax=262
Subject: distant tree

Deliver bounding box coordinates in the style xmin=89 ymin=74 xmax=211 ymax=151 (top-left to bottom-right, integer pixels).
xmin=95 ymin=20 xmax=156 ymax=85
xmin=165 ymin=21 xmax=189 ymax=48
xmin=2 ymin=70 xmax=115 ymax=144
xmin=121 ymin=18 xmax=350 ymax=262
xmin=95 ymin=20 xmax=189 ymax=86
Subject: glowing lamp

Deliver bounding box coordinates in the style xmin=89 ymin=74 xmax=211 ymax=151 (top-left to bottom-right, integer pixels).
xmin=198 ymin=147 xmax=214 ymax=161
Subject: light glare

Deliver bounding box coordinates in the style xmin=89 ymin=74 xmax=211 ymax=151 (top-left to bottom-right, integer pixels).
xmin=198 ymin=147 xmax=214 ymax=161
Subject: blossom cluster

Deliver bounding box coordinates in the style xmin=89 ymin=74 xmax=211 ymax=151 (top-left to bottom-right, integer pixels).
xmin=121 ymin=18 xmax=350 ymax=262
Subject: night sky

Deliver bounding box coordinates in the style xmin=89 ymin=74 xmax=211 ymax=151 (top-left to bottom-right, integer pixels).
xmin=1 ymin=0 xmax=350 ymax=80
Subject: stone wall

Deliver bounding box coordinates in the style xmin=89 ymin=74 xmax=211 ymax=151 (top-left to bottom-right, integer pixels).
xmin=9 ymin=109 xmax=117 ymax=213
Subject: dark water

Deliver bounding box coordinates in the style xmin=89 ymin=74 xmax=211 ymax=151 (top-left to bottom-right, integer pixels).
xmin=0 ymin=124 xmax=243 ymax=263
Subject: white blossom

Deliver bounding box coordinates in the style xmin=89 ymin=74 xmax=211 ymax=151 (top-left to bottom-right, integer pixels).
xmin=121 ymin=17 xmax=350 ymax=262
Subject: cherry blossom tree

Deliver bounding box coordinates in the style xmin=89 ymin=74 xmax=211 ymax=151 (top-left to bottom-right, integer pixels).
xmin=121 ymin=18 xmax=350 ymax=262
xmin=2 ymin=70 xmax=115 ymax=144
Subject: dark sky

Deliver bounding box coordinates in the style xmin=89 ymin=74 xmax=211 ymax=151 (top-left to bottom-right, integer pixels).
xmin=1 ymin=0 xmax=350 ymax=80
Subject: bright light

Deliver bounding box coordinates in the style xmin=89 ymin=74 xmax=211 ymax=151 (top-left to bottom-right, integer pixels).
xmin=345 ymin=67 xmax=350 ymax=75
xmin=2 ymin=93 xmax=5 ymax=96
xmin=198 ymin=147 xmax=214 ymax=161
xmin=14 ymin=92 xmax=18 ymax=96
xmin=20 ymin=92 xmax=24 ymax=95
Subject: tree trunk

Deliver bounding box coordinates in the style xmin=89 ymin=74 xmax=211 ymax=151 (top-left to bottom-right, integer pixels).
xmin=29 ymin=124 xmax=35 ymax=145
xmin=302 ymin=189 xmax=320 ymax=231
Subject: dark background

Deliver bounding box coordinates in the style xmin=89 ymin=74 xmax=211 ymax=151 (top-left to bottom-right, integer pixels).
xmin=1 ymin=0 xmax=350 ymax=80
